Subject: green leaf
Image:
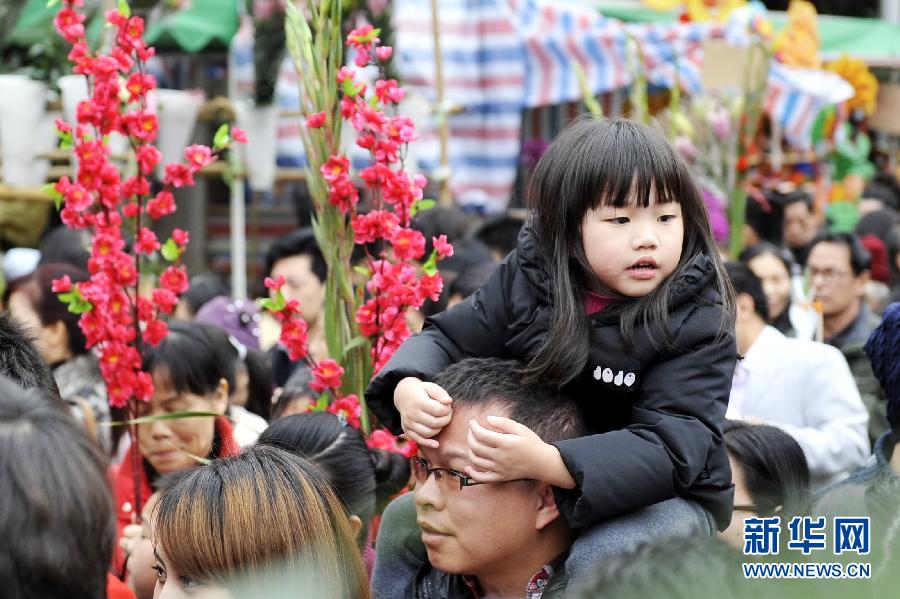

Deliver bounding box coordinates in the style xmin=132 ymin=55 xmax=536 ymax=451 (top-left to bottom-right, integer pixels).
xmin=68 ymin=298 xmax=93 ymax=314
xmin=118 ymin=0 xmax=131 ymax=18
xmin=47 ymin=0 xmax=60 ymax=7
xmin=342 ymin=78 xmax=358 ymax=97
xmin=342 ymin=335 xmax=368 ymax=356
xmin=57 ymin=290 xmax=75 ymax=303
xmin=107 ymin=410 xmax=221 ymax=427
xmin=213 ymin=124 xmax=230 ymax=150
xmin=316 ymin=391 xmax=331 ymax=411
xmin=422 ymin=250 xmax=438 ymax=276
xmin=160 ymin=238 xmax=181 ymax=262
xmin=410 ymin=198 xmax=436 ymax=217
xmin=353 ymin=265 xmax=372 ymax=277
xmin=260 ymin=290 xmax=286 ymax=313
xmin=43 ymin=183 xmax=63 ymax=210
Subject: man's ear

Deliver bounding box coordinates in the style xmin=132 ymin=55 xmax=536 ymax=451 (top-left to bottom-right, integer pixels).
xmin=534 ymin=482 xmax=562 ymax=531
xmin=211 ymin=378 xmax=230 ymax=415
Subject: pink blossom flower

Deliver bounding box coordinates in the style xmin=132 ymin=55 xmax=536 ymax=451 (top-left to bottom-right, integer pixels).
xmin=375 ymin=46 xmax=393 ymax=61
xmin=433 ymin=235 xmax=454 ymax=258
xmin=306 ymin=111 xmax=327 ymax=128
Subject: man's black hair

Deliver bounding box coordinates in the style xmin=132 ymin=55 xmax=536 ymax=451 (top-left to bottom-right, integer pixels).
xmin=0 ymin=374 xmax=113 ymax=599
xmin=772 ymin=189 xmax=813 ymax=211
xmin=744 ymin=195 xmax=784 ymax=245
xmin=433 ymin=358 xmax=586 ymax=444
xmin=0 ymin=312 xmax=59 ymax=397
xmin=725 ymin=262 xmax=770 ymax=322
xmin=808 ymin=231 xmax=872 ymax=276
xmin=724 ymin=420 xmax=811 ymax=518
xmin=471 ymin=213 xmax=526 ymax=258
xmin=262 ymin=227 xmax=327 ymax=284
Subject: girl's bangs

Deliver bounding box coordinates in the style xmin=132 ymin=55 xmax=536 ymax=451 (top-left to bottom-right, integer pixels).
xmin=589 ymin=125 xmax=687 ymax=210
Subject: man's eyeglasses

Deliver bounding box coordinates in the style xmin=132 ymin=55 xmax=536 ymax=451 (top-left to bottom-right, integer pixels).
xmin=806 ymin=266 xmax=853 ymax=283
xmin=410 ymin=456 xmax=483 ymax=491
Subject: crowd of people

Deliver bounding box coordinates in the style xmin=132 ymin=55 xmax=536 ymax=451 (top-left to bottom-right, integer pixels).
xmin=1 ymin=118 xmax=899 ymax=598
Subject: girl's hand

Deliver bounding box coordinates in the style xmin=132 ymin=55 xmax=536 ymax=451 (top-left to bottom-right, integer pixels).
xmin=465 ymin=416 xmax=575 ymax=488
xmin=394 ymin=377 xmax=453 ymax=448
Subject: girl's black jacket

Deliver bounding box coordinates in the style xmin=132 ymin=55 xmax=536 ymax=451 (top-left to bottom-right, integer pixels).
xmin=366 ymin=226 xmax=737 ymax=531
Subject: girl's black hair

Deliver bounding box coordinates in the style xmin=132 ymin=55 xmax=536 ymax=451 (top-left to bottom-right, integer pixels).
xmin=523 ymin=118 xmax=734 ymax=384
xmin=141 ymin=321 xmax=236 ymax=396
xmin=257 ymin=412 xmax=410 ymax=532
xmin=724 ymin=420 xmax=810 ymax=518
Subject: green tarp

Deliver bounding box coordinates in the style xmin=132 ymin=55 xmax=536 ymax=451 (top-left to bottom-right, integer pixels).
xmin=8 ymin=0 xmax=239 ymax=53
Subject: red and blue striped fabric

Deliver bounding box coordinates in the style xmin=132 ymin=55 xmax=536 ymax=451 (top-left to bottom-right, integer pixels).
xmin=626 ymin=21 xmax=725 ymax=95
xmin=765 ymin=62 xmax=854 ymax=150
xmin=394 ymin=0 xmax=525 ymax=213
xmin=513 ymin=0 xmax=629 ymax=107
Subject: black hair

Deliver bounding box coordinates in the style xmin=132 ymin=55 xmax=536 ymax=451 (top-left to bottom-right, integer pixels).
xmin=856 ymin=208 xmax=899 ymax=248
xmin=862 ymin=180 xmax=899 ymax=211
xmin=744 ymin=194 xmax=785 ymax=245
xmin=738 ymin=241 xmax=797 ymax=278
xmin=263 ymin=227 xmax=327 ymax=283
xmin=522 ymin=118 xmax=734 ymax=384
xmin=774 ymin=189 xmax=813 ymax=211
xmin=434 ymin=358 xmax=587 ymax=444
xmin=724 ymin=420 xmax=810 ymax=518
xmin=241 ymin=348 xmax=274 ymax=421
xmin=471 ymin=213 xmax=526 ymax=258
xmin=420 ymin=238 xmax=496 ymax=318
xmin=411 ymin=205 xmax=475 ymax=257
xmin=725 ymin=262 xmax=770 ymax=322
xmin=38 ymin=226 xmax=91 ymax=271
xmin=0 ymin=312 xmax=59 ymax=397
xmin=808 ymin=231 xmax=872 ymax=276
xmin=448 ymin=261 xmax=498 ymax=301
xmin=141 ymin=321 xmax=236 ymax=396
xmin=179 ymin=272 xmax=230 ymax=317
xmin=18 ymin=263 xmax=91 ymax=356
xmin=257 ymin=412 xmax=410 ymax=533
xmin=272 ymin=365 xmax=320 ymax=420
xmin=0 ymin=374 xmax=113 ymax=599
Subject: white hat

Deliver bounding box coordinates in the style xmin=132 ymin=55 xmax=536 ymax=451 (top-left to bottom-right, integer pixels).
xmin=2 ymin=247 xmax=41 ymax=281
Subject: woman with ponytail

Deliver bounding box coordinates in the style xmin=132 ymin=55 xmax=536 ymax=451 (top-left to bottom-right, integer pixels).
xmin=256 ymin=412 xmax=411 ymax=576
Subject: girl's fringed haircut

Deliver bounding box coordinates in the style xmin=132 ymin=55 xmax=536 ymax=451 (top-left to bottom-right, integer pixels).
xmin=522 ymin=118 xmax=735 ymax=386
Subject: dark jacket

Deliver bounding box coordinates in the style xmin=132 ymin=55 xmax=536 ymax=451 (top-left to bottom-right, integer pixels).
xmin=826 ymin=303 xmax=885 ymax=445
xmin=413 ymin=561 xmax=568 ymax=599
xmin=367 ymin=227 xmax=737 ymax=531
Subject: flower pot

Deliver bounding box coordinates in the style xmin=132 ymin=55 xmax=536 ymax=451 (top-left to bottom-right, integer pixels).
xmin=154 ymin=89 xmax=205 ymax=179
xmin=234 ymin=100 xmax=279 ymax=192
xmin=58 ymin=74 xmax=130 ymax=161
xmin=0 ymin=75 xmax=49 ymax=186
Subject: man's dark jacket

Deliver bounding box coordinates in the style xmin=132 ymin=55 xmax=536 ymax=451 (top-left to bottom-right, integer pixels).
xmin=366 ymin=226 xmax=737 ymax=530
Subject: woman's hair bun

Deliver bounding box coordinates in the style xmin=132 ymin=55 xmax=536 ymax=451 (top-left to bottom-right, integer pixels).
xmin=370 ymin=448 xmax=411 ymax=499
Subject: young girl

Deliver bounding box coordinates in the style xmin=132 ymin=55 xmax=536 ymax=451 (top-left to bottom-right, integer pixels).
xmin=366 ymin=118 xmax=737 ymax=587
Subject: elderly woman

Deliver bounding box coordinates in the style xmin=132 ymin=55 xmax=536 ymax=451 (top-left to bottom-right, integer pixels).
xmin=151 ymin=444 xmax=369 ymax=598
xmin=112 ymin=321 xmax=241 ymax=576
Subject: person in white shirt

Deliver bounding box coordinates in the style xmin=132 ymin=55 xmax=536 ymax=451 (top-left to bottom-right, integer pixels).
xmin=726 ymin=263 xmax=869 ymax=489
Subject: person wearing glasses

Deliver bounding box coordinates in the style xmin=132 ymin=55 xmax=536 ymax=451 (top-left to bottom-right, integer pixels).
xmin=718 ymin=420 xmax=811 ymax=551
xmin=806 ymin=231 xmax=886 ymax=443
xmin=725 ymin=263 xmax=869 ymax=489
xmin=373 ymin=358 xmax=586 ymax=599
